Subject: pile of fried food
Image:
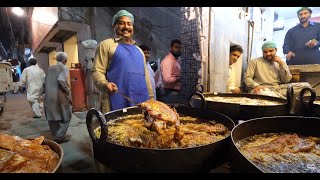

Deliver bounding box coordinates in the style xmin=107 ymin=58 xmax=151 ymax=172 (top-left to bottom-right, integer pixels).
xmin=0 ymin=133 xmax=60 ymax=173
xmin=205 ymin=96 xmax=283 ymax=105
xmin=95 ymin=100 xmax=230 ymax=149
xmin=94 ymin=100 xmax=230 ymax=149
xmin=139 ymin=100 xmax=180 ymax=135
xmin=237 ymin=133 xmax=320 ymax=173
xmin=95 ymin=115 xmax=229 ymax=149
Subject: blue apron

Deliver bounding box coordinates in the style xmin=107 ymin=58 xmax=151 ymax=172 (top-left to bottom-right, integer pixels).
xmin=107 ymin=44 xmax=149 ymax=111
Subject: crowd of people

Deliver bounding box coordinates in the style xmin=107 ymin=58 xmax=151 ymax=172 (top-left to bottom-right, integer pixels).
xmin=6 ymin=7 xmax=319 ymax=144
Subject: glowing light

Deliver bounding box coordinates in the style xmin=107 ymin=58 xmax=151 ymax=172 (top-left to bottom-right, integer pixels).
xmin=11 ymin=7 xmax=24 ymax=16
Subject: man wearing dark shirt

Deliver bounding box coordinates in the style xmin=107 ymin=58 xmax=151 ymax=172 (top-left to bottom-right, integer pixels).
xmin=283 ymin=7 xmax=320 ymax=65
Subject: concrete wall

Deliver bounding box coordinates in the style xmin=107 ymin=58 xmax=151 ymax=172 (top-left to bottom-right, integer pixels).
xmin=250 ymin=8 xmax=275 ymax=60
xmin=209 ymin=7 xmax=249 ymax=93
xmin=64 ymin=35 xmax=79 ymax=69
xmin=31 ymin=7 xmax=58 ymax=52
xmin=33 ymin=52 xmax=49 ymax=73
xmin=48 ymin=50 xmax=57 ymax=66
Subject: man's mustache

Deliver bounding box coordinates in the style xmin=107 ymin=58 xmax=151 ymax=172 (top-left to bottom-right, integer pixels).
xmin=121 ymin=28 xmax=132 ymax=32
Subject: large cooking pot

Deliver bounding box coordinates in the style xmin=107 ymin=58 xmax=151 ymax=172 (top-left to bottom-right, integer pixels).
xmin=294 ymin=87 xmax=320 ymax=117
xmin=230 ymin=116 xmax=320 ymax=173
xmin=189 ymin=84 xmax=293 ymax=124
xmin=86 ymin=104 xmax=235 ymax=173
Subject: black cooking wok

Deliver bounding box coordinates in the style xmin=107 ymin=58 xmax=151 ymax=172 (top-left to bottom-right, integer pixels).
xmin=86 ymin=104 xmax=235 ymax=173
xmin=230 ymin=116 xmax=320 ymax=173
xmin=294 ymin=87 xmax=320 ymax=117
xmin=189 ymin=84 xmax=293 ymax=124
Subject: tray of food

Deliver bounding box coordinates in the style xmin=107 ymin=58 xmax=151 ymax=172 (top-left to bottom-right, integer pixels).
xmin=0 ymin=133 xmax=63 ymax=173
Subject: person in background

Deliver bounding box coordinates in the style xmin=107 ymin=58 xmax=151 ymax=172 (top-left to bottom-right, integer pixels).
xmin=283 ymin=7 xmax=320 ymax=65
xmin=91 ymin=10 xmax=154 ymax=113
xmin=149 ymin=61 xmax=158 ymax=73
xmin=19 ymin=57 xmax=45 ymax=118
xmin=228 ymin=45 xmax=243 ymax=93
xmin=160 ymin=39 xmax=182 ymax=104
xmin=11 ymin=65 xmax=20 ymax=94
xmin=244 ymin=41 xmax=311 ymax=98
xmin=139 ymin=44 xmax=157 ymax=100
xmin=154 ymin=60 xmax=164 ymax=101
xmin=44 ymin=52 xmax=72 ymax=143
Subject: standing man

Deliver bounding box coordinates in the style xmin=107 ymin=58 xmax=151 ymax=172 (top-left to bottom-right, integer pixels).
xmin=44 ymin=52 xmax=72 ymax=143
xmin=283 ymin=7 xmax=320 ymax=65
xmin=228 ymin=45 xmax=243 ymax=93
xmin=11 ymin=65 xmax=20 ymax=94
xmin=92 ymin=10 xmax=154 ymax=113
xmin=139 ymin=44 xmax=157 ymax=100
xmin=244 ymin=41 xmax=311 ymax=98
xmin=161 ymin=39 xmax=182 ymax=104
xmin=19 ymin=57 xmax=45 ymax=118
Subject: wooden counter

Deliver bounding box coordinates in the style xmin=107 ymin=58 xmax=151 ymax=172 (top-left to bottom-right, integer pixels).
xmin=289 ymin=64 xmax=320 ymax=95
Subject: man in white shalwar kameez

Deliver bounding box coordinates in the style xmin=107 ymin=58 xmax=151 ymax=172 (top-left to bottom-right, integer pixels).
xmin=19 ymin=58 xmax=46 ymax=118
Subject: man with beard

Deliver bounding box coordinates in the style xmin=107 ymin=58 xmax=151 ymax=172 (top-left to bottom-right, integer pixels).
xmin=244 ymin=41 xmax=311 ymax=98
xmin=91 ymin=10 xmax=154 ymax=113
xmin=228 ymin=45 xmax=243 ymax=93
xmin=283 ymin=7 xmax=320 ymax=65
xmin=160 ymin=39 xmax=182 ymax=104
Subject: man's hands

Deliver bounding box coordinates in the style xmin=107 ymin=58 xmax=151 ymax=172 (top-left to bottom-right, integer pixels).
xmin=272 ymin=56 xmax=285 ymax=66
xmin=105 ymin=82 xmax=118 ymax=94
xmin=286 ymin=51 xmax=295 ymax=61
xmin=305 ymin=39 xmax=318 ymax=48
xmin=252 ymin=86 xmax=267 ymax=94
xmin=231 ymin=87 xmax=241 ymax=94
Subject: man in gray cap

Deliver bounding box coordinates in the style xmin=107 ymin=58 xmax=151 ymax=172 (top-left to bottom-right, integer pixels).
xmin=91 ymin=10 xmax=154 ymax=113
xmin=244 ymin=41 xmax=311 ymax=98
xmin=283 ymin=7 xmax=320 ymax=65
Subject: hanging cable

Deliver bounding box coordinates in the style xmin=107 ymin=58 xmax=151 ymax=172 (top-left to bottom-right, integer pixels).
xmin=5 ymin=7 xmax=16 ymax=49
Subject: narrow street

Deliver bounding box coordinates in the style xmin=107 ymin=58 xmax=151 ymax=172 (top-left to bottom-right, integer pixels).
xmin=0 ymin=92 xmax=97 ymax=173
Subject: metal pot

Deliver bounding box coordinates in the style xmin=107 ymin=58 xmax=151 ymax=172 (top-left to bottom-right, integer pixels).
xmin=294 ymin=87 xmax=320 ymax=117
xmin=86 ymin=105 xmax=235 ymax=173
xmin=189 ymin=84 xmax=293 ymax=124
xmin=230 ymin=116 xmax=320 ymax=173
xmin=40 ymin=139 xmax=64 ymax=173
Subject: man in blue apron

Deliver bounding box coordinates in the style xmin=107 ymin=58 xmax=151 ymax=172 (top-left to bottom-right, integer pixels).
xmin=92 ymin=10 xmax=154 ymax=113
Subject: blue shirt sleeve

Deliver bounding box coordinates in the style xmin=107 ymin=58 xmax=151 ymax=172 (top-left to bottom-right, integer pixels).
xmin=283 ymin=29 xmax=292 ymax=55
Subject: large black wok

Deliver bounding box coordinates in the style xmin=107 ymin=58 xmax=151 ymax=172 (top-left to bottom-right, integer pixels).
xmin=230 ymin=116 xmax=320 ymax=173
xmin=189 ymin=84 xmax=293 ymax=124
xmin=294 ymin=87 xmax=320 ymax=117
xmin=86 ymin=104 xmax=235 ymax=173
